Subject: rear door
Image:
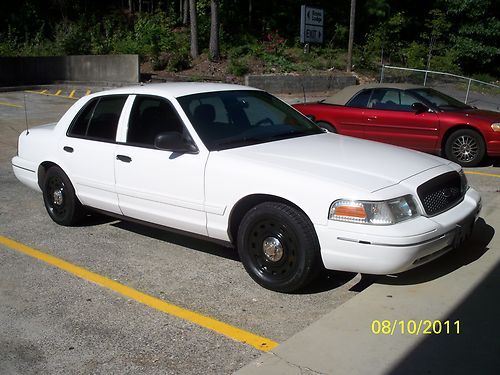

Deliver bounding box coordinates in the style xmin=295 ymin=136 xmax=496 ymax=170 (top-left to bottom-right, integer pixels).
xmin=335 ymin=88 xmax=372 ymax=138
xmin=60 ymin=95 xmax=127 ymax=214
xmin=362 ymin=88 xmax=439 ymax=152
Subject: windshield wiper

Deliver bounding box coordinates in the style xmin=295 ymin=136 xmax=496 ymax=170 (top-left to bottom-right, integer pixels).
xmin=215 ymin=136 xmax=266 ymax=150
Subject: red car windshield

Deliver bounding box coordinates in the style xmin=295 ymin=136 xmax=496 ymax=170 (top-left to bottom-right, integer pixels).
xmin=408 ymin=88 xmax=472 ymax=111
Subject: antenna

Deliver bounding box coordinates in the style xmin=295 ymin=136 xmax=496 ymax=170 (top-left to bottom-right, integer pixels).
xmin=23 ymin=92 xmax=29 ymax=135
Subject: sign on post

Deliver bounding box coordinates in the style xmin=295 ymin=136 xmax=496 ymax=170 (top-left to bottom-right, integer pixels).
xmin=300 ymin=5 xmax=324 ymax=44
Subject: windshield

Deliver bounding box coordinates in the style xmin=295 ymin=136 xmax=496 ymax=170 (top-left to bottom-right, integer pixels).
xmin=408 ymin=88 xmax=472 ymax=111
xmin=177 ymin=90 xmax=322 ymax=151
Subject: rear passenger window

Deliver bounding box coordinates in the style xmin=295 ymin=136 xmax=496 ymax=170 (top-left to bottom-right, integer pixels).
xmin=68 ymin=96 xmax=127 ymax=141
xmin=346 ymin=90 xmax=372 ymax=108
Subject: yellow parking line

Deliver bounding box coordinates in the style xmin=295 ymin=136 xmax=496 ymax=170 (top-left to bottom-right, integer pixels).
xmin=69 ymin=90 xmax=76 ymax=98
xmin=25 ymin=90 xmax=79 ymax=100
xmin=0 ymin=235 xmax=278 ymax=352
xmin=465 ymin=171 xmax=500 ymax=178
xmin=85 ymin=89 xmax=91 ymax=96
xmin=0 ymin=101 xmax=22 ymax=108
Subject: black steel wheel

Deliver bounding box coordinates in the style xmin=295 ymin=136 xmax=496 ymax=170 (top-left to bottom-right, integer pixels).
xmin=444 ymin=129 xmax=485 ymax=167
xmin=43 ymin=166 xmax=84 ymax=226
xmin=237 ymin=202 xmax=322 ymax=293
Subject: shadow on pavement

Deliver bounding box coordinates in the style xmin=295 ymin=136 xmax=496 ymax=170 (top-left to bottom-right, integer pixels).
xmin=387 ymin=259 xmax=500 ymax=375
xmin=377 ymin=218 xmax=494 ymax=286
xmin=110 ymin=220 xmax=359 ymax=294
xmin=298 ymin=270 xmax=358 ymax=295
xmin=111 ymin=220 xmax=240 ymax=262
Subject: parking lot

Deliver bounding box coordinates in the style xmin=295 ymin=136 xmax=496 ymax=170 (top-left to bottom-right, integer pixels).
xmin=1 ymin=88 xmax=499 ymax=374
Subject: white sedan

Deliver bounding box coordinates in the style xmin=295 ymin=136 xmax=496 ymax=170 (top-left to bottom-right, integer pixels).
xmin=12 ymin=83 xmax=482 ymax=292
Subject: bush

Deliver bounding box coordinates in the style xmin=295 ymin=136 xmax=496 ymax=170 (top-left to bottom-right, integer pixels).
xmin=228 ymin=57 xmax=251 ymax=76
xmin=54 ymin=22 xmax=92 ymax=55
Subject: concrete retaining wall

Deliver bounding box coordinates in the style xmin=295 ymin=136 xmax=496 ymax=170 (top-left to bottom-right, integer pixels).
xmin=0 ymin=55 xmax=139 ymax=86
xmin=245 ymin=74 xmax=356 ymax=93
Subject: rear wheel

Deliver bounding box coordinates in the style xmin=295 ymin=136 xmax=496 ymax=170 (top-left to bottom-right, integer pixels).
xmin=237 ymin=202 xmax=322 ymax=293
xmin=444 ymin=129 xmax=485 ymax=167
xmin=43 ymin=166 xmax=84 ymax=226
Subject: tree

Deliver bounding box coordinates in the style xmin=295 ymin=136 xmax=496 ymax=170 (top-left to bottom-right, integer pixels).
xmin=346 ymin=0 xmax=356 ymax=72
xmin=443 ymin=0 xmax=500 ymax=75
xmin=189 ymin=0 xmax=198 ymax=59
xmin=209 ymin=0 xmax=220 ymax=61
xmin=422 ymin=9 xmax=451 ymax=70
xmin=182 ymin=0 xmax=189 ymax=25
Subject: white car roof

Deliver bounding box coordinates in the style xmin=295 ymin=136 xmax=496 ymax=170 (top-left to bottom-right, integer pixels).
xmin=93 ymin=82 xmax=261 ymax=99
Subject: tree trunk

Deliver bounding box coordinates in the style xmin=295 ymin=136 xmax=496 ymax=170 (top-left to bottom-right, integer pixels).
xmin=346 ymin=0 xmax=356 ymax=72
xmin=189 ymin=0 xmax=199 ymax=59
xmin=248 ymin=0 xmax=252 ymax=27
xmin=209 ymin=0 xmax=220 ymax=61
xmin=183 ymin=0 xmax=189 ymax=25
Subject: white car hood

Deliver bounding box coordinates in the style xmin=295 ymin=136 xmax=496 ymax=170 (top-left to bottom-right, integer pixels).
xmin=217 ymin=133 xmax=449 ymax=193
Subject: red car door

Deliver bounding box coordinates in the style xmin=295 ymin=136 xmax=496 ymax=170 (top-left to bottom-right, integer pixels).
xmin=362 ymin=88 xmax=440 ymax=153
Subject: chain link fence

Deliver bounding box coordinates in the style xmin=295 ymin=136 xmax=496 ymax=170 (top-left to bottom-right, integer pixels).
xmin=380 ymin=65 xmax=500 ymax=111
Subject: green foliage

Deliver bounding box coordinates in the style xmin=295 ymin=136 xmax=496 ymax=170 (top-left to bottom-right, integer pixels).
xmin=228 ymin=57 xmax=251 ymax=76
xmin=0 ymin=0 xmax=498 ymax=79
xmin=443 ymin=0 xmax=500 ymax=75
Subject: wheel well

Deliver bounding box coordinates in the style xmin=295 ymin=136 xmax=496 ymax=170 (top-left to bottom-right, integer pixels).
xmin=37 ymin=161 xmax=58 ymax=189
xmin=228 ymin=194 xmax=312 ymax=244
xmin=441 ymin=125 xmax=484 ymax=153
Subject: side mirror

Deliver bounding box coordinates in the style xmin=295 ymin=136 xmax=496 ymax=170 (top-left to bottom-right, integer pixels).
xmin=412 ymin=102 xmax=430 ymax=114
xmin=306 ymin=114 xmax=316 ymax=122
xmin=154 ymin=132 xmax=199 ymax=154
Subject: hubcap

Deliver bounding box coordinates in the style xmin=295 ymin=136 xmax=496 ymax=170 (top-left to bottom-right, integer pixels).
xmin=53 ymin=188 xmax=64 ymax=206
xmin=452 ymin=135 xmax=478 ymax=162
xmin=262 ymin=236 xmax=284 ymax=262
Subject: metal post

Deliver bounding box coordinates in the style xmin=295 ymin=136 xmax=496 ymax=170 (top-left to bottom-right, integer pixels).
xmin=423 ymin=71 xmax=428 ymax=86
xmin=380 ymin=65 xmax=385 ymax=83
xmin=465 ymin=79 xmax=472 ymax=104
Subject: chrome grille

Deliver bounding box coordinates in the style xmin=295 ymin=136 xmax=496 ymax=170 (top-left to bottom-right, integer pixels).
xmin=417 ymin=172 xmax=463 ymax=216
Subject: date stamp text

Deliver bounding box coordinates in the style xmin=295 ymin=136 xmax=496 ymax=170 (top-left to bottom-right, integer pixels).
xmin=371 ymin=320 xmax=460 ymax=335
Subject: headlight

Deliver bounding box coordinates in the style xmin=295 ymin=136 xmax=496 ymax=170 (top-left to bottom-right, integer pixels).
xmin=329 ymin=195 xmax=419 ymax=225
xmin=459 ymin=169 xmax=469 ymax=195
xmin=491 ymin=123 xmax=500 ymax=132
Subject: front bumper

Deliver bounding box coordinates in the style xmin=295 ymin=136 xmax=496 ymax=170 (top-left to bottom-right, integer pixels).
xmin=316 ymin=188 xmax=481 ymax=274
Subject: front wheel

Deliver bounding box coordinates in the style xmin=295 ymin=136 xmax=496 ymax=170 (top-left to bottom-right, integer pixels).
xmin=237 ymin=202 xmax=322 ymax=293
xmin=43 ymin=166 xmax=84 ymax=226
xmin=444 ymin=129 xmax=485 ymax=167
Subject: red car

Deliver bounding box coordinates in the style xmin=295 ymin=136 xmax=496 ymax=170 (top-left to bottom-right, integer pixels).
xmin=293 ymin=83 xmax=500 ymax=167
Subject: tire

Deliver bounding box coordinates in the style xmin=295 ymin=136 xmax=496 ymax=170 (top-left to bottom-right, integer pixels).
xmin=237 ymin=202 xmax=322 ymax=293
xmin=316 ymin=121 xmax=337 ymax=133
xmin=43 ymin=166 xmax=84 ymax=226
xmin=444 ymin=129 xmax=485 ymax=167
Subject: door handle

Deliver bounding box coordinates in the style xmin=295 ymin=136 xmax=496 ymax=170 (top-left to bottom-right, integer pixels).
xmin=116 ymin=155 xmax=132 ymax=163
xmin=63 ymin=146 xmax=74 ymax=153
xmin=367 ymin=116 xmax=378 ymax=121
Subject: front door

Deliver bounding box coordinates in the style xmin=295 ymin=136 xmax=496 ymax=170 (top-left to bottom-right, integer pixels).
xmin=114 ymin=95 xmax=208 ymax=235
xmin=363 ymin=88 xmax=439 ymax=152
